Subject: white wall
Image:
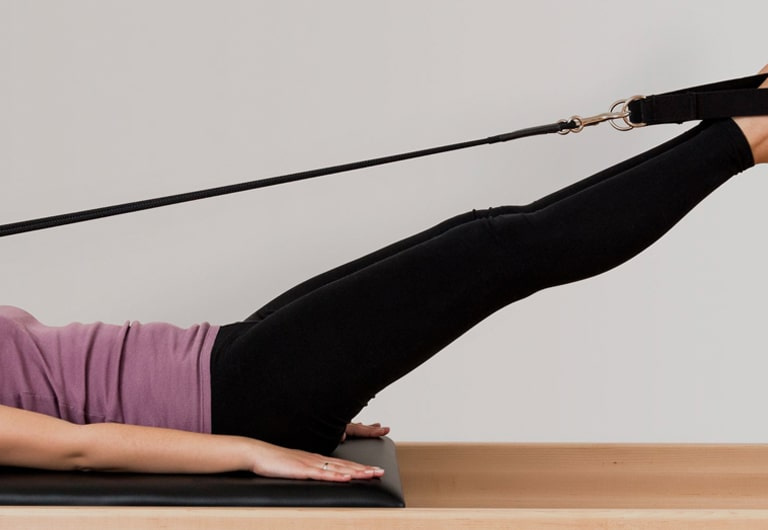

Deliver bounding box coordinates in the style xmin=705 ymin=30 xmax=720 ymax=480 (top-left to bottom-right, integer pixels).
xmin=2 ymin=0 xmax=767 ymax=442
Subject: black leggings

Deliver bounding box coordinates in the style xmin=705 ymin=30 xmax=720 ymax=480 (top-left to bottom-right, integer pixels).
xmin=210 ymin=119 xmax=754 ymax=455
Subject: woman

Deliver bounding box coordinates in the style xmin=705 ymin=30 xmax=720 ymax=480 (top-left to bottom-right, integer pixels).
xmin=2 ymin=66 xmax=768 ymax=483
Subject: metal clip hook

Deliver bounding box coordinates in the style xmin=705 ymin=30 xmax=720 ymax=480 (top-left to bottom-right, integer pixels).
xmin=560 ymin=95 xmax=647 ymax=134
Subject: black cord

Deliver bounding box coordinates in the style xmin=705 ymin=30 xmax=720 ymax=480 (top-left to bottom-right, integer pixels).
xmin=0 ymin=120 xmax=572 ymax=238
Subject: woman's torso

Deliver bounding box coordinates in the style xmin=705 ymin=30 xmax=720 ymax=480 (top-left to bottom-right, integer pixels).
xmin=0 ymin=305 xmax=218 ymax=432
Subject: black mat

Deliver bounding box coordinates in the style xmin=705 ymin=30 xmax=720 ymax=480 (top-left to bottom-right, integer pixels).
xmin=0 ymin=437 xmax=404 ymax=507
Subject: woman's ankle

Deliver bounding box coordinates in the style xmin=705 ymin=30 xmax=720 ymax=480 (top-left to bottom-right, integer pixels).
xmin=733 ymin=64 xmax=768 ymax=165
xmin=733 ymin=115 xmax=768 ymax=165
xmin=733 ymin=117 xmax=768 ymax=164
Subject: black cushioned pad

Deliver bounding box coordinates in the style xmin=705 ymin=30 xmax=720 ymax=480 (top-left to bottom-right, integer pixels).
xmin=0 ymin=437 xmax=404 ymax=507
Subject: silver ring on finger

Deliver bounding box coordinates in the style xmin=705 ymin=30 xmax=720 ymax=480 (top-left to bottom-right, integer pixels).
xmin=322 ymin=462 xmax=329 ymax=471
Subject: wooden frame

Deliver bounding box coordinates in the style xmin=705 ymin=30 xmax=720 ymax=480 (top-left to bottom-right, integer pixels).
xmin=3 ymin=443 xmax=768 ymax=529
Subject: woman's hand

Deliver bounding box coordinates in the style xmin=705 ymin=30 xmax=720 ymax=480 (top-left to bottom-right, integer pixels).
xmin=340 ymin=422 xmax=390 ymax=442
xmin=250 ymin=421 xmax=391 ymax=481
xmin=247 ymin=439 xmax=385 ymax=482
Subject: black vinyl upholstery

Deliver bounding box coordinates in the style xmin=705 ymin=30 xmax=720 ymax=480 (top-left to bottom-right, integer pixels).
xmin=0 ymin=437 xmax=404 ymax=507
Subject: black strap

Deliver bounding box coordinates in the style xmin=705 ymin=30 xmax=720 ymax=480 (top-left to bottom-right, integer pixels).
xmin=2 ymin=74 xmax=766 ymax=238
xmin=628 ymin=73 xmax=768 ymax=125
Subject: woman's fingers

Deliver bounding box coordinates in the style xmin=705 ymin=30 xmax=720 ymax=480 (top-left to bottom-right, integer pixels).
xmin=315 ymin=456 xmax=385 ymax=480
xmin=249 ymin=441 xmax=384 ymax=482
xmin=344 ymin=422 xmax=390 ymax=438
xmin=291 ymin=454 xmax=385 ymax=482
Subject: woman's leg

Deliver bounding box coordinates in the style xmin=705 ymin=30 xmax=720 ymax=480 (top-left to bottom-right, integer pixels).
xmin=246 ymin=122 xmax=712 ymax=322
xmin=211 ymin=119 xmax=754 ymax=454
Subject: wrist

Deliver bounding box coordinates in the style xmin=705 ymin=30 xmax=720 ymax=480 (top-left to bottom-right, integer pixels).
xmin=234 ymin=436 xmax=275 ymax=474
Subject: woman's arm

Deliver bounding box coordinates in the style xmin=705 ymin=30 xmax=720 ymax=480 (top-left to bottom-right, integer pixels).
xmin=0 ymin=404 xmax=383 ymax=481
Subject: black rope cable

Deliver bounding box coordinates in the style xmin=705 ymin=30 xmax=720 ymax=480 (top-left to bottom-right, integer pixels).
xmin=0 ymin=121 xmax=573 ymax=238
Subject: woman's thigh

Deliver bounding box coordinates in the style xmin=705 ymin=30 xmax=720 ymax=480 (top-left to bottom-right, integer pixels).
xmin=210 ymin=209 xmax=530 ymax=454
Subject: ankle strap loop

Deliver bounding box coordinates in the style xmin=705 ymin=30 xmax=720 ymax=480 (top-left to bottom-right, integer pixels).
xmin=628 ymin=73 xmax=768 ymax=126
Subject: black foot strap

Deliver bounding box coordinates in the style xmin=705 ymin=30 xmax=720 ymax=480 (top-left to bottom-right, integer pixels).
xmin=628 ymin=73 xmax=768 ymax=126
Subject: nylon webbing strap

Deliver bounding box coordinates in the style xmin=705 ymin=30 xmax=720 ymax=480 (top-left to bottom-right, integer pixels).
xmin=628 ymin=73 xmax=768 ymax=125
xmin=2 ymin=73 xmax=767 ymax=238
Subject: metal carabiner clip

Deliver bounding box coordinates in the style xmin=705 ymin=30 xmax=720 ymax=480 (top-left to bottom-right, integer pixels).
xmin=560 ymin=95 xmax=647 ymax=134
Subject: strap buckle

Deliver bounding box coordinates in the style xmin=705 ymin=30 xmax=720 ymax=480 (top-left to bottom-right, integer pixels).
xmin=560 ymin=95 xmax=647 ymax=134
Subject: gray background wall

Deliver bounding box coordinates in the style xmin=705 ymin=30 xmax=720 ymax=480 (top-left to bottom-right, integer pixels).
xmin=2 ymin=1 xmax=767 ymax=442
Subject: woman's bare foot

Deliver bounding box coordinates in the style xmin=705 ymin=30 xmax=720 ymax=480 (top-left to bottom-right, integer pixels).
xmin=733 ymin=64 xmax=768 ymax=165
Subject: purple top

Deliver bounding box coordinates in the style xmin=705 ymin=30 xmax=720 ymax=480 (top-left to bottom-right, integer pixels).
xmin=0 ymin=306 xmax=219 ymax=433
